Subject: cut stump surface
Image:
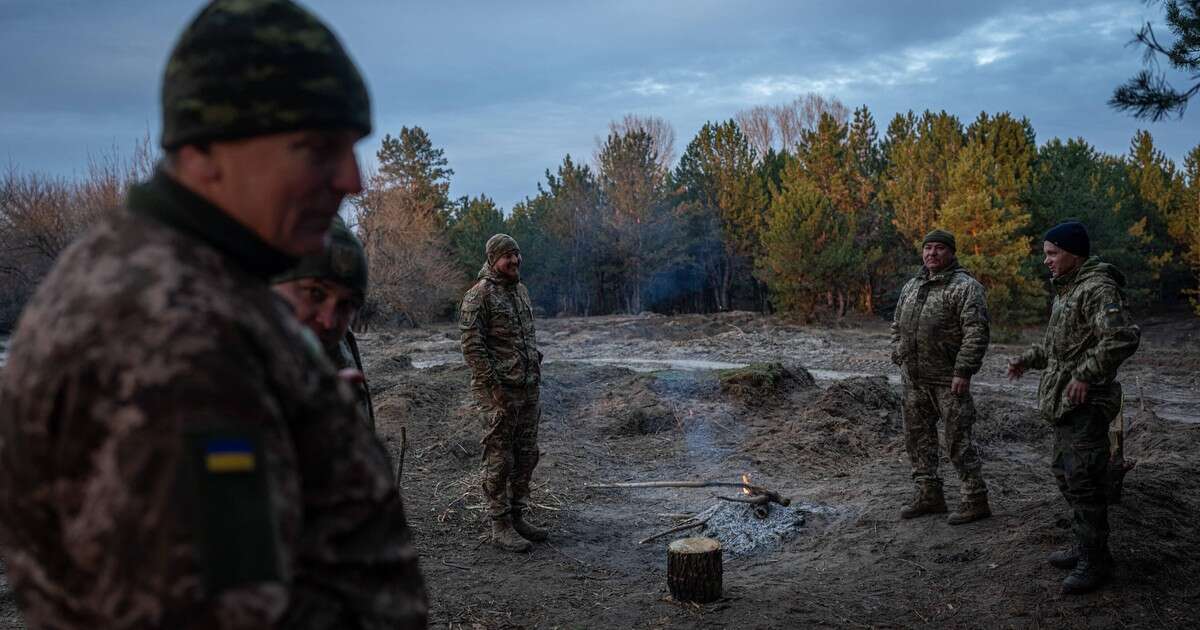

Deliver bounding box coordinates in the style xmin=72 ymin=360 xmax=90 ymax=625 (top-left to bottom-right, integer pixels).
xmin=667 ymin=536 xmax=723 ymax=603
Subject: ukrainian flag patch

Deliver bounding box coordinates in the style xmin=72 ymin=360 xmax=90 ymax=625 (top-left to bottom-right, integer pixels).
xmin=205 ymin=438 xmax=256 ymax=473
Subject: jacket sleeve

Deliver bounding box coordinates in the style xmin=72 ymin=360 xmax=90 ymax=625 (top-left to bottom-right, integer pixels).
xmin=459 ymin=289 xmax=497 ymax=387
xmin=953 ymin=280 xmax=990 ymax=377
xmin=889 ymin=281 xmax=909 ymax=365
xmin=1072 ymin=284 xmax=1140 ymax=384
xmin=1019 ymin=343 xmax=1048 ymax=371
xmin=0 ymin=319 xmax=293 ymax=629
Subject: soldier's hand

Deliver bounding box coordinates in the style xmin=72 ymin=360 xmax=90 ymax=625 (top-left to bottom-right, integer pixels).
xmin=1066 ymin=378 xmax=1089 ymax=405
xmin=490 ymin=384 xmax=508 ymax=410
xmin=338 ymin=368 xmax=366 ymax=384
xmin=951 ymin=376 xmax=971 ymax=395
xmin=1006 ymin=359 xmax=1026 ymax=381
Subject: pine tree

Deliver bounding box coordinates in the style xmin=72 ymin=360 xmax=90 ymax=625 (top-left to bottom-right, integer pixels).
xmin=596 ymin=129 xmax=675 ymax=314
xmin=373 ymin=126 xmax=454 ymax=223
xmin=881 ymin=111 xmax=965 ymax=247
xmin=939 ymin=118 xmax=1039 ymax=323
xmin=674 ymin=120 xmax=767 ymax=311
xmin=759 ymin=171 xmax=856 ymax=318
xmin=446 ymin=194 xmax=506 ymax=279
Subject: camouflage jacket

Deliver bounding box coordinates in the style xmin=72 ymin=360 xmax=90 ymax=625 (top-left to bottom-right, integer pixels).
xmin=1017 ymin=257 xmax=1140 ymax=423
xmin=890 ymin=262 xmax=990 ymax=387
xmin=459 ymin=264 xmax=542 ymax=394
xmin=331 ymin=330 xmax=375 ymax=432
xmin=0 ymin=170 xmax=426 ymax=629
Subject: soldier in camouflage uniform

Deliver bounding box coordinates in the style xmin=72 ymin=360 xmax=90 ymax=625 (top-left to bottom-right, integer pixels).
xmin=0 ymin=1 xmax=426 ymax=627
xmin=460 ymin=234 xmax=547 ymax=553
xmin=274 ymin=216 xmax=375 ymax=431
xmin=891 ymin=230 xmax=992 ymax=525
xmin=1008 ymin=221 xmax=1140 ymax=595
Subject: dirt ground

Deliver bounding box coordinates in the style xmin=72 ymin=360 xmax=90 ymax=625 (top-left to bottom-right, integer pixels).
xmin=369 ymin=311 xmax=1200 ymax=629
xmin=1 ymin=312 xmax=1198 ymax=629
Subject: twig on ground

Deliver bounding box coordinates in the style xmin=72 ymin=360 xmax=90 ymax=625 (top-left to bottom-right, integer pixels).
xmin=638 ymin=504 xmax=720 ymax=544
xmin=395 ymin=426 xmax=407 ymax=485
xmin=715 ymin=494 xmax=771 ymax=506
xmin=588 ymin=479 xmax=791 ymax=506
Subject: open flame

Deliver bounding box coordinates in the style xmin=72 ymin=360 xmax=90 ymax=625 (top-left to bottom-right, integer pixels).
xmin=741 ymin=473 xmax=752 ymax=495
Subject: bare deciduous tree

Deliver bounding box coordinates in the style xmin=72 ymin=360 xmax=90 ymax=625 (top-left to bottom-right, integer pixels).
xmin=737 ymin=94 xmax=850 ymax=156
xmin=0 ymin=135 xmax=157 ymax=328
xmin=600 ymin=114 xmax=676 ymax=175
xmin=352 ymin=184 xmax=463 ymax=327
xmin=735 ymin=106 xmax=775 ymax=159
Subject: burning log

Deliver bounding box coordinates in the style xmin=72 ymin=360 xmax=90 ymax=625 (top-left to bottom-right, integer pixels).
xmin=586 ymin=479 xmax=791 ymax=507
xmin=667 ymin=537 xmax=723 ymax=603
xmin=716 ymin=494 xmax=771 ymax=518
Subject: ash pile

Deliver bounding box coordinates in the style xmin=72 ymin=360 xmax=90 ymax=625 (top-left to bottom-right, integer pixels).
xmin=693 ymin=500 xmax=838 ymax=557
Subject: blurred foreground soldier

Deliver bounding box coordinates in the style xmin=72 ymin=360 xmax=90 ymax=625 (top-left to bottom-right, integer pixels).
xmin=0 ymin=1 xmax=426 ymax=628
xmin=460 ymin=234 xmax=547 ymax=553
xmin=273 ymin=215 xmax=375 ymax=431
xmin=1008 ymin=221 xmax=1140 ymax=595
xmin=890 ymin=230 xmax=992 ymax=524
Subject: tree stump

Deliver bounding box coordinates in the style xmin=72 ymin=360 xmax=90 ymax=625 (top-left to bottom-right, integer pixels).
xmin=667 ymin=536 xmax=722 ymax=603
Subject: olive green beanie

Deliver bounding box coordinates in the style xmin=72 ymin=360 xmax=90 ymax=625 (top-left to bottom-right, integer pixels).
xmin=273 ymin=216 xmax=368 ymax=302
xmin=922 ymin=229 xmax=957 ymax=251
xmin=161 ymin=0 xmax=371 ymax=149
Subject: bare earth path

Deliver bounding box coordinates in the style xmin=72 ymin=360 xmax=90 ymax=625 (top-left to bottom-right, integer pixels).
xmin=1 ymin=313 xmax=1197 ymax=628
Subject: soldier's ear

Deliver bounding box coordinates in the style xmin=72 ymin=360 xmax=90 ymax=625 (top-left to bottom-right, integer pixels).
xmin=174 ymin=143 xmax=221 ymax=186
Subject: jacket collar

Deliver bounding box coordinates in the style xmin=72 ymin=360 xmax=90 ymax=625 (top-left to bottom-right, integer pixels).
xmin=127 ymin=167 xmax=297 ymax=280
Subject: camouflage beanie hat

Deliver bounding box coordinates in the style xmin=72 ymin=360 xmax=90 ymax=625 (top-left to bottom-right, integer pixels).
xmin=486 ymin=234 xmax=520 ymax=266
xmin=273 ymin=215 xmax=368 ymax=301
xmin=160 ymin=0 xmax=371 ymax=149
xmin=922 ymin=229 xmax=956 ymax=251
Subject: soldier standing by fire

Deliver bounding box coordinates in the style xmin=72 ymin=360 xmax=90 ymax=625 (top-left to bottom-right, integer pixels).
xmin=460 ymin=234 xmax=548 ymax=553
xmin=1008 ymin=221 xmax=1140 ymax=595
xmin=891 ymin=229 xmax=993 ymax=525
xmin=0 ymin=1 xmax=426 ymax=627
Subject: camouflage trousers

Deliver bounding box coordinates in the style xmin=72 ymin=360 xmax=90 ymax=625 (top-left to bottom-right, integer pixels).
xmin=902 ymin=382 xmax=988 ymax=498
xmin=479 ymin=385 xmax=541 ymax=519
xmin=1051 ymin=405 xmax=1110 ymax=551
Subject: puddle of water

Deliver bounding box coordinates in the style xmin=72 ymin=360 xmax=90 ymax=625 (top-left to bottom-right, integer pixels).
xmin=410 ymin=354 xmax=462 ymax=369
xmin=807 ymin=368 xmax=901 ymax=385
xmin=1155 ymin=405 xmax=1200 ymax=424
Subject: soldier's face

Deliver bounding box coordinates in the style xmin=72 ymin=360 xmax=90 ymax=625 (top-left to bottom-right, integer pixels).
xmin=922 ymin=242 xmax=953 ymax=272
xmin=207 ymin=129 xmax=363 ymax=257
xmin=273 ymin=277 xmax=359 ymax=350
xmin=1043 ymin=241 xmax=1082 ymax=278
xmin=493 ymin=250 xmax=521 ymax=279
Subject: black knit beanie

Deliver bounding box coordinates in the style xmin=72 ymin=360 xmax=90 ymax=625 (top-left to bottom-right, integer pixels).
xmin=1044 ymin=221 xmax=1090 ymax=257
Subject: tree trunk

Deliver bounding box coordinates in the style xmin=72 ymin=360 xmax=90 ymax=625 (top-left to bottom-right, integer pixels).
xmin=666 ymin=536 xmax=722 ymax=603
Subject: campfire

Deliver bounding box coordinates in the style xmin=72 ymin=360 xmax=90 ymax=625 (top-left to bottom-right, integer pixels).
xmin=587 ymin=476 xmax=815 ymax=556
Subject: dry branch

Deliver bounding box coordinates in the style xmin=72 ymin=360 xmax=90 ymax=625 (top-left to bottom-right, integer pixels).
xmin=638 ymin=505 xmax=719 ymax=545
xmin=587 ymin=480 xmax=791 ymax=507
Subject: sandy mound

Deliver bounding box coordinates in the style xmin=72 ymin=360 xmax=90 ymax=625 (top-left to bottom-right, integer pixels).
xmin=744 ymin=376 xmax=902 ymax=466
xmin=717 ymin=362 xmax=816 ymax=404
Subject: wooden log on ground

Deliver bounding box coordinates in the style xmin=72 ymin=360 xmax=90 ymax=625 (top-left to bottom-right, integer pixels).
xmin=667 ymin=537 xmax=723 ymax=603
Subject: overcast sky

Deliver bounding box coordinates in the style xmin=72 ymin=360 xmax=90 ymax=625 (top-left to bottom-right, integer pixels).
xmin=1 ymin=0 xmax=1197 ymax=210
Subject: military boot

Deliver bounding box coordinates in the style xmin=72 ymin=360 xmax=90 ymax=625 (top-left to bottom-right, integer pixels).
xmin=947 ymin=494 xmax=992 ymax=525
xmin=491 ymin=515 xmax=533 ymax=553
xmin=511 ymin=508 xmax=549 ymax=542
xmin=1047 ymin=544 xmax=1081 ymax=569
xmin=900 ymin=484 xmax=947 ymax=520
xmin=1061 ymin=547 xmax=1113 ymax=595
